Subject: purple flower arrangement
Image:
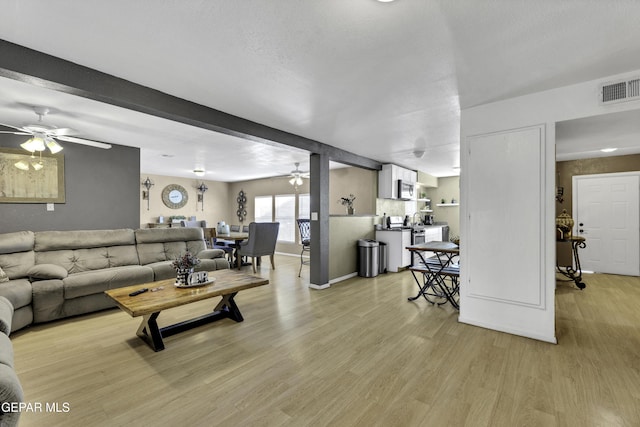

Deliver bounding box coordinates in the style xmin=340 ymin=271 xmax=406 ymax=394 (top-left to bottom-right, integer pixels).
xmin=171 ymin=252 xmax=201 ymax=271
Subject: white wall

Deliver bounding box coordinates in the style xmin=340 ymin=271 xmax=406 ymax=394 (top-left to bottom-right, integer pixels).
xmin=460 ymin=69 xmax=640 ymax=343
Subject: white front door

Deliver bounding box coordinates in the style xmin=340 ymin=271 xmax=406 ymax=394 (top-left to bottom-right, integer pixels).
xmin=574 ymin=174 xmax=640 ymax=276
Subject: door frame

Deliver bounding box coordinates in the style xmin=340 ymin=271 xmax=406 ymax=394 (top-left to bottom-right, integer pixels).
xmin=572 ymin=171 xmax=640 ymax=275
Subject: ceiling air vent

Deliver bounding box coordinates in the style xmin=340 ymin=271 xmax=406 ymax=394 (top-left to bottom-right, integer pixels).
xmin=600 ymin=77 xmax=640 ymax=104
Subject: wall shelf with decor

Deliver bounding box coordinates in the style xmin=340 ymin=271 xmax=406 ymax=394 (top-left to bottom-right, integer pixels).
xmin=436 ymin=203 xmax=459 ymax=207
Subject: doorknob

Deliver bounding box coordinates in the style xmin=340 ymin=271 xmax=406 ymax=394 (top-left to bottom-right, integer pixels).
xmin=579 ymin=229 xmax=584 ymax=233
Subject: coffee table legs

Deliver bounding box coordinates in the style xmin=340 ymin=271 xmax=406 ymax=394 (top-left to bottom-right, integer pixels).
xmin=136 ymin=292 xmax=243 ymax=351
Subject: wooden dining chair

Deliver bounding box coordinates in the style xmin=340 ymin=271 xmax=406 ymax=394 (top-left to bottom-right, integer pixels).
xmin=237 ymin=222 xmax=280 ymax=273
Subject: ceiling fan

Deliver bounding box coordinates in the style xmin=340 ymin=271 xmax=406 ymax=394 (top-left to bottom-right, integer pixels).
xmin=0 ymin=106 xmax=112 ymax=153
xmin=288 ymin=162 xmax=310 ymax=187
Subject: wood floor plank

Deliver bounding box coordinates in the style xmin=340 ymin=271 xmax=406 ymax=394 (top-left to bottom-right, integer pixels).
xmin=9 ymin=257 xmax=640 ymax=426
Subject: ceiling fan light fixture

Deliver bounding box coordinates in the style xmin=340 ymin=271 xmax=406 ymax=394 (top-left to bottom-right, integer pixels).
xmin=20 ymin=135 xmax=46 ymax=152
xmin=31 ymin=161 xmax=44 ymax=171
xmin=45 ymin=136 xmax=63 ymax=154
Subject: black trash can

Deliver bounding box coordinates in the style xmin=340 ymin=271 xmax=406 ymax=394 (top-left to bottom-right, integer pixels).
xmin=378 ymin=241 xmax=387 ymax=274
xmin=358 ymin=239 xmax=379 ymax=277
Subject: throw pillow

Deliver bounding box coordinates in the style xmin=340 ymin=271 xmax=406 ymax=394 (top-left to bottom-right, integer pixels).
xmin=0 ymin=267 xmax=8 ymax=283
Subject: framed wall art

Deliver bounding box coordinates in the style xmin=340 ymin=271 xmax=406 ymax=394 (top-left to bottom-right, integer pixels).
xmin=0 ymin=147 xmax=65 ymax=203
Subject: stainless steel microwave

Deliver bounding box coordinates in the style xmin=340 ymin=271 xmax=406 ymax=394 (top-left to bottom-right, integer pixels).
xmin=397 ymin=180 xmax=415 ymax=200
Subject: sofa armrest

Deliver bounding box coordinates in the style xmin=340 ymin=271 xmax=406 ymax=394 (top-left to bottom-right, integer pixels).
xmin=27 ymin=264 xmax=68 ymax=280
xmin=0 ymin=362 xmax=24 ymax=427
xmin=197 ymin=249 xmax=225 ymax=260
xmin=0 ymin=297 xmax=13 ymax=336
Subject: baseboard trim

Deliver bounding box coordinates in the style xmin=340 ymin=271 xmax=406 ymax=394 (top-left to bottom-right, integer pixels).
xmin=458 ymin=316 xmax=558 ymax=344
xmin=309 ymin=272 xmax=358 ymax=290
xmin=329 ymin=272 xmax=358 ymax=284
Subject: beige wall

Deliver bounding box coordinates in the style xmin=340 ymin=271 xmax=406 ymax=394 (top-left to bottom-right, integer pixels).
xmin=556 ymin=153 xmax=640 ymax=216
xmin=141 ymin=166 xmax=379 ymax=259
xmin=139 ymin=174 xmax=229 ymax=228
xmin=329 ymin=216 xmax=376 ymax=280
xmin=329 ymin=167 xmax=377 ymax=215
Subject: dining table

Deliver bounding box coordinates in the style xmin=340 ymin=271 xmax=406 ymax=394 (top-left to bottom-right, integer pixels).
xmin=215 ymin=232 xmax=249 ymax=269
xmin=406 ymin=241 xmax=460 ymax=309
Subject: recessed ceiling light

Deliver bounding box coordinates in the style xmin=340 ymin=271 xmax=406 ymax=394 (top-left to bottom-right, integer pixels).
xmin=161 ymin=154 xmax=174 ymax=158
xmin=377 ymin=0 xmax=396 ymax=2
xmin=600 ymin=148 xmax=618 ymax=153
xmin=193 ymin=169 xmax=206 ymax=177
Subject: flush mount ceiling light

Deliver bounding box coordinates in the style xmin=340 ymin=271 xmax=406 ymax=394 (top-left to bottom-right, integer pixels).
xmin=412 ymin=150 xmax=425 ymax=159
xmin=600 ymin=148 xmax=618 ymax=153
xmin=377 ymin=0 xmax=396 ymax=2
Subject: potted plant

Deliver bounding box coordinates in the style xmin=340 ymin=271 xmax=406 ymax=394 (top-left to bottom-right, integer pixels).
xmin=339 ymin=194 xmax=356 ymax=215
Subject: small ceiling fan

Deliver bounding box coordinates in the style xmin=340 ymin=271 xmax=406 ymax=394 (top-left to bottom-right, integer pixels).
xmin=0 ymin=106 xmax=112 ymax=153
xmin=288 ymin=162 xmax=310 ymax=187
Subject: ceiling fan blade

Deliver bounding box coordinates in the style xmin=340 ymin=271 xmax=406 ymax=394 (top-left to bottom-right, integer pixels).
xmin=56 ymin=135 xmax=112 ymax=149
xmin=0 ymin=122 xmax=31 ymax=133
xmin=48 ymin=127 xmax=75 ymax=137
xmin=0 ymin=130 xmax=31 ymax=135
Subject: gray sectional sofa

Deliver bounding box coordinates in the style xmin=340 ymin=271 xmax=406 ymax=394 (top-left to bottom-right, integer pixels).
xmin=0 ymin=227 xmax=229 ymax=331
xmin=0 ymin=227 xmax=229 ymax=425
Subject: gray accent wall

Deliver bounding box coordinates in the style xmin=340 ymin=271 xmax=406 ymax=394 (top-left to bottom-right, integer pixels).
xmin=0 ymin=134 xmax=140 ymax=233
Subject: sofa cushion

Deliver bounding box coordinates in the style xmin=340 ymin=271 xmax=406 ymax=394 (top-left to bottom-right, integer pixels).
xmin=34 ymin=229 xmax=135 ymax=251
xmin=0 ymin=362 xmax=24 ymax=426
xmin=146 ymin=258 xmax=230 ymax=281
xmin=135 ymin=228 xmax=207 ymax=265
xmin=0 ymin=251 xmax=35 ymax=280
xmin=0 ymin=297 xmax=13 ymax=336
xmin=0 ymin=333 xmax=14 ymax=368
xmin=63 ymin=265 xmax=154 ymax=299
xmin=0 ymin=279 xmax=32 ymax=310
xmin=0 ymin=231 xmax=36 ymax=283
xmin=0 ymin=231 xmax=34 ymax=255
xmin=0 ymin=267 xmax=7 ymax=283
xmin=27 ymin=264 xmax=68 ymax=280
xmin=135 ymin=227 xmax=204 ymax=244
xmin=35 ymin=245 xmax=140 ymax=274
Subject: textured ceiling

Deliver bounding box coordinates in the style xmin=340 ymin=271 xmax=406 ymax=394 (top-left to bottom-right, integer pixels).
xmin=1 ymin=0 xmax=640 ymax=181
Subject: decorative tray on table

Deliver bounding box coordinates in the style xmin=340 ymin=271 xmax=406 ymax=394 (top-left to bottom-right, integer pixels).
xmin=174 ymin=278 xmax=216 ymax=288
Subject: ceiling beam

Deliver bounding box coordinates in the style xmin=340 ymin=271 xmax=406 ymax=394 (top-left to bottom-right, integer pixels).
xmin=0 ymin=39 xmax=381 ymax=171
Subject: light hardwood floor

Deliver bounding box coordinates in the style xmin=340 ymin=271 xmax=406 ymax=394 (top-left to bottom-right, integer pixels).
xmin=11 ymin=256 xmax=640 ymax=426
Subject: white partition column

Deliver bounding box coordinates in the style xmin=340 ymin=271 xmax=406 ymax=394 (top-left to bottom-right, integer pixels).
xmin=460 ymin=124 xmax=557 ymax=343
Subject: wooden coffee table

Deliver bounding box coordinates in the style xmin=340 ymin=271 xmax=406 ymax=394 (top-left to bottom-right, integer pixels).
xmin=105 ymin=269 xmax=269 ymax=351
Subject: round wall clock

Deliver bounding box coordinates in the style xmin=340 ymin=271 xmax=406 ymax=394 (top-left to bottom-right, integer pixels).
xmin=161 ymin=184 xmax=188 ymax=209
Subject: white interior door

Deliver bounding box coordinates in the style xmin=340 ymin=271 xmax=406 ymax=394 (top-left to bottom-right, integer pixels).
xmin=574 ymin=174 xmax=640 ymax=276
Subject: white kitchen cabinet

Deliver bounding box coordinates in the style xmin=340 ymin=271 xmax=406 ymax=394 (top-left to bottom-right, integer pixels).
xmin=378 ymin=164 xmax=418 ymax=199
xmin=375 ymin=229 xmax=412 ymax=272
